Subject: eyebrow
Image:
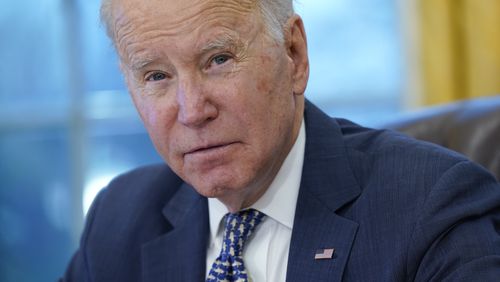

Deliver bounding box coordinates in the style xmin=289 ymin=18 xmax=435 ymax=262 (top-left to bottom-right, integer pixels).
xmin=128 ymin=33 xmax=246 ymax=72
xmin=130 ymin=57 xmax=157 ymax=72
xmin=200 ymin=33 xmax=245 ymax=53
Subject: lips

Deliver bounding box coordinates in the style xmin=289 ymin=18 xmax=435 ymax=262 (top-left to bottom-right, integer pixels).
xmin=184 ymin=142 xmax=237 ymax=156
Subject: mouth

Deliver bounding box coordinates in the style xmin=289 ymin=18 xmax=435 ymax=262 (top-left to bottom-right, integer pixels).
xmin=185 ymin=142 xmax=237 ymax=156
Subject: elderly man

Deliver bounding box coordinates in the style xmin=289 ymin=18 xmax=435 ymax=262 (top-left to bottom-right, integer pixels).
xmin=63 ymin=0 xmax=500 ymax=281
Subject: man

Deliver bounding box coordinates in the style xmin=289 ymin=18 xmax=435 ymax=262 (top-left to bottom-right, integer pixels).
xmin=63 ymin=0 xmax=500 ymax=281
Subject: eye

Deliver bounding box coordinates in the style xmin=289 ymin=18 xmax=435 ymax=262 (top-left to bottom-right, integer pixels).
xmin=211 ymin=54 xmax=231 ymax=66
xmin=146 ymin=72 xmax=167 ymax=82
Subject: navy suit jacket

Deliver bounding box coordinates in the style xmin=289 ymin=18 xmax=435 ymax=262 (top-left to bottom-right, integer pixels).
xmin=63 ymin=101 xmax=500 ymax=281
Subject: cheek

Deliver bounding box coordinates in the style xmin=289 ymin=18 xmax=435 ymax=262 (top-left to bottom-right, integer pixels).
xmin=133 ymin=95 xmax=177 ymax=152
xmin=133 ymin=96 xmax=159 ymax=130
xmin=255 ymin=74 xmax=272 ymax=94
xmin=143 ymin=106 xmax=160 ymax=131
xmin=126 ymin=75 xmax=169 ymax=130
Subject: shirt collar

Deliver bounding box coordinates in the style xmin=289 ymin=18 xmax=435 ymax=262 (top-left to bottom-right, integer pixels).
xmin=208 ymin=119 xmax=306 ymax=240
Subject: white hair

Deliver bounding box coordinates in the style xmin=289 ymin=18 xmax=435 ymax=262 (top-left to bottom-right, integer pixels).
xmin=100 ymin=0 xmax=294 ymax=44
xmin=255 ymin=0 xmax=295 ymax=43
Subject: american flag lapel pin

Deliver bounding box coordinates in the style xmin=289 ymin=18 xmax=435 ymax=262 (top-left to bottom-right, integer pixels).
xmin=314 ymin=248 xmax=335 ymax=260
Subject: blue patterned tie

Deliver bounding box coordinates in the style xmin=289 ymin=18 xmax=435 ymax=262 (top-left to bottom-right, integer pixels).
xmin=206 ymin=209 xmax=265 ymax=282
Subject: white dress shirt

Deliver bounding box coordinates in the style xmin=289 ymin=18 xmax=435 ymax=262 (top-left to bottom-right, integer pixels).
xmin=206 ymin=120 xmax=306 ymax=282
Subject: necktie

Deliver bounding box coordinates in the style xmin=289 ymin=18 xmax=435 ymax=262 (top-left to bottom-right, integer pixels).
xmin=206 ymin=209 xmax=265 ymax=282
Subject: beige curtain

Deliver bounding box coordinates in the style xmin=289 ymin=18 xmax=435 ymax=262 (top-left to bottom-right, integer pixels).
xmin=419 ymin=0 xmax=500 ymax=105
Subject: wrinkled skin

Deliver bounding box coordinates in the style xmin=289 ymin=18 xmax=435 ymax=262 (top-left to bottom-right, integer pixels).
xmin=112 ymin=0 xmax=309 ymax=212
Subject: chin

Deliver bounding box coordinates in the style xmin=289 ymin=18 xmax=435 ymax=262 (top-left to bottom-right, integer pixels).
xmin=191 ymin=182 xmax=223 ymax=198
xmin=188 ymin=174 xmax=253 ymax=199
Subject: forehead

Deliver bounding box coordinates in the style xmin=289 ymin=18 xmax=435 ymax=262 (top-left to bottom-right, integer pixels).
xmin=112 ymin=0 xmax=260 ymax=54
xmin=114 ymin=0 xmax=257 ymax=24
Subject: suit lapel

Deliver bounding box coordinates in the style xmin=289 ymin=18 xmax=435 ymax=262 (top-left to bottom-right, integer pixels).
xmin=141 ymin=183 xmax=209 ymax=282
xmin=286 ymin=102 xmax=361 ymax=282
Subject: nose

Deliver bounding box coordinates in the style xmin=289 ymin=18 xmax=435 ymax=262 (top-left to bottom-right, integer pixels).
xmin=176 ymin=77 xmax=218 ymax=127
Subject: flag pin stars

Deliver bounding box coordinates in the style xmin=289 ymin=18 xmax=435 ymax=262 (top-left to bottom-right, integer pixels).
xmin=314 ymin=248 xmax=335 ymax=260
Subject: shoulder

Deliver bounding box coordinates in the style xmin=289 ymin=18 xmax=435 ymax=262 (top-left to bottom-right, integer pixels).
xmin=69 ymin=164 xmax=186 ymax=280
xmin=336 ymin=118 xmax=500 ymax=259
xmin=336 ymin=118 xmax=473 ymax=183
xmin=304 ymin=101 xmax=469 ymax=176
xmin=100 ymin=163 xmax=184 ymax=209
xmin=303 ymin=101 xmax=490 ymax=196
xmin=88 ymin=163 xmax=184 ymax=235
xmin=332 ymin=118 xmax=499 ymax=224
xmin=337 ymin=117 xmax=465 ymax=160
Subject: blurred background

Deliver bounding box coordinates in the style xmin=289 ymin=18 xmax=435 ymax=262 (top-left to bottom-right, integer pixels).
xmin=0 ymin=0 xmax=499 ymax=281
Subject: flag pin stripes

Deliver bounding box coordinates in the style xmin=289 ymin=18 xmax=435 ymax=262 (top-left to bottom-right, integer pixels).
xmin=314 ymin=248 xmax=335 ymax=260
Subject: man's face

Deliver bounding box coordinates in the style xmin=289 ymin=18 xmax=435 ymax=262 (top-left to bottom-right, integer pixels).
xmin=113 ymin=0 xmax=308 ymax=209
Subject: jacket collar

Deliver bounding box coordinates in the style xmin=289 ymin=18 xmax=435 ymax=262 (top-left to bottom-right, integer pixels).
xmin=286 ymin=101 xmax=361 ymax=282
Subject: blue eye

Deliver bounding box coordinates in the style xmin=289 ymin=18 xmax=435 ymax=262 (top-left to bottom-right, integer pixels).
xmin=212 ymin=54 xmax=230 ymax=65
xmin=146 ymin=72 xmax=166 ymax=81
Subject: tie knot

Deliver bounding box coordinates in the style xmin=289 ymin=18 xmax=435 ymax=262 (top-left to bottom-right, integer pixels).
xmin=221 ymin=209 xmax=265 ymax=257
xmin=207 ymin=209 xmax=265 ymax=281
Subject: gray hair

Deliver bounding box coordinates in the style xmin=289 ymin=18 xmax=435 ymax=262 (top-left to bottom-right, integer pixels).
xmin=256 ymin=0 xmax=295 ymax=43
xmin=100 ymin=0 xmax=294 ymax=44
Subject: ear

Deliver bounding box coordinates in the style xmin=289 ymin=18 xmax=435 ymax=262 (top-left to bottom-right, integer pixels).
xmin=285 ymin=15 xmax=309 ymax=96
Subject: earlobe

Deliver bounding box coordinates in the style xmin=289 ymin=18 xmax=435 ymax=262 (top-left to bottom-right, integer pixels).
xmin=286 ymin=15 xmax=310 ymax=96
